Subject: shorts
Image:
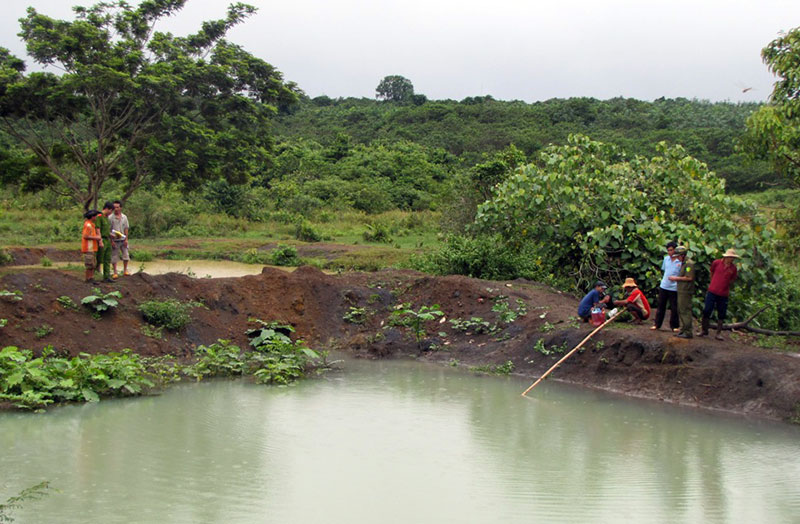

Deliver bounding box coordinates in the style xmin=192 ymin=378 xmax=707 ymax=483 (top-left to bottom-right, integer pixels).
xmin=83 ymin=252 xmax=97 ymax=269
xmin=112 ymin=241 xmax=130 ymax=263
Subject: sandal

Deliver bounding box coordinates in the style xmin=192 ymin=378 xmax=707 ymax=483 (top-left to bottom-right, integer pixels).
xmin=649 ymin=326 xmax=658 ymax=331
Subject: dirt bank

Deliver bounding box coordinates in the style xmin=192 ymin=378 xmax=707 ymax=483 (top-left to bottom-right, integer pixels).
xmin=2 ymin=265 xmax=799 ymax=423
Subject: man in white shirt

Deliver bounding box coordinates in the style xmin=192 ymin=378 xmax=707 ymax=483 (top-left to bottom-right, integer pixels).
xmin=110 ymin=199 xmax=131 ymax=278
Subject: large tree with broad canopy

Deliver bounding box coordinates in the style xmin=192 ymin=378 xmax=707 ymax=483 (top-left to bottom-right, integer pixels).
xmin=0 ymin=0 xmax=299 ymax=209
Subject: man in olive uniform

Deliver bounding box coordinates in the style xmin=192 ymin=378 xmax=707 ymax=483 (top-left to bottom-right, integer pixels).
xmin=95 ymin=202 xmax=114 ymax=283
xmin=669 ymin=246 xmax=694 ymax=339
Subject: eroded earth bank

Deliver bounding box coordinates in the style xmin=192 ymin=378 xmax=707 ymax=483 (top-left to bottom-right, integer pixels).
xmin=2 ymin=265 xmax=799 ymax=423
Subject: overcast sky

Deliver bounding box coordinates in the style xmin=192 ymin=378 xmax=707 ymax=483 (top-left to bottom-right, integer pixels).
xmin=2 ymin=0 xmax=798 ymax=103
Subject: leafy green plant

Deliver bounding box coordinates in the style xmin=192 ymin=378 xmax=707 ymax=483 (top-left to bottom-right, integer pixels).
xmin=270 ymin=244 xmax=301 ymax=266
xmin=491 ymin=296 xmax=528 ymax=324
xmin=533 ymin=338 xmax=565 ymax=356
xmin=0 ymin=346 xmax=160 ymax=409
xmin=245 ymin=319 xmax=294 ymax=348
xmin=343 ymin=306 xmax=368 ymax=324
xmin=40 ymin=256 xmax=52 ymax=267
xmin=140 ymin=324 xmax=164 ymax=339
xmin=0 ymin=290 xmax=23 ymax=301
xmin=81 ymin=289 xmax=121 ymax=314
xmin=138 ymin=299 xmax=195 ymax=330
xmin=449 ymin=317 xmax=498 ymax=334
xmin=0 ymin=249 xmax=13 ymax=266
xmin=391 ymin=304 xmax=444 ymax=349
xmin=541 ymin=321 xmax=555 ymax=333
xmin=56 ymin=296 xmax=78 ymax=310
xmin=35 ymin=325 xmax=53 ymax=339
xmin=0 ymin=319 xmax=7 ymax=329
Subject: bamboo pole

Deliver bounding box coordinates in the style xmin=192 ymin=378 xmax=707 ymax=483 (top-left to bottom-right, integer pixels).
xmin=521 ymin=310 xmax=623 ymax=397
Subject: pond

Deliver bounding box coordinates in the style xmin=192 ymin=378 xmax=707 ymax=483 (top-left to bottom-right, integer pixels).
xmin=1 ymin=358 xmax=798 ymax=523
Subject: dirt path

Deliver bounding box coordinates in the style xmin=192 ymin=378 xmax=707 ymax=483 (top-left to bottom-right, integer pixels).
xmin=2 ymin=265 xmax=799 ymax=423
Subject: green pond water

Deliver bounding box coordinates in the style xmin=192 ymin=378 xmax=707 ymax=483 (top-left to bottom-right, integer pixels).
xmin=1 ymin=358 xmax=798 ymax=523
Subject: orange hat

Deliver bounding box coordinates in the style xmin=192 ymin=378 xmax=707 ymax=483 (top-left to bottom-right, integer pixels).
xmin=622 ymin=277 xmax=637 ymax=288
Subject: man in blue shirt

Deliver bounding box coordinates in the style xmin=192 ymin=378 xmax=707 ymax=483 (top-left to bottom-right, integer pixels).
xmin=578 ymin=281 xmax=611 ymax=322
xmin=651 ymin=241 xmax=682 ymax=332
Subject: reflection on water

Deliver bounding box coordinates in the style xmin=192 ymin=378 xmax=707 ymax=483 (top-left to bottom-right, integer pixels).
xmin=26 ymin=259 xmax=291 ymax=278
xmin=1 ymin=359 xmax=798 ymax=523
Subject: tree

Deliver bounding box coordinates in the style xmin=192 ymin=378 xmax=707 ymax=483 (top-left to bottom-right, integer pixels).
xmin=0 ymin=1 xmax=298 ymax=210
xmin=743 ymin=27 xmax=800 ymax=187
xmin=375 ymin=75 xmax=414 ymax=103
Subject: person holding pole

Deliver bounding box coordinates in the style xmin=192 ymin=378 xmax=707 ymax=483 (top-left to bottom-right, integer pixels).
xmin=669 ymin=246 xmax=694 ymax=339
xmin=612 ymin=278 xmax=651 ymax=323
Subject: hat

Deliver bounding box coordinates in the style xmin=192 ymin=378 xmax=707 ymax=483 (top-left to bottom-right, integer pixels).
xmin=675 ymin=246 xmax=688 ymax=255
xmin=622 ymin=277 xmax=638 ymax=288
xmin=723 ymin=248 xmax=740 ymax=258
xmin=594 ymin=280 xmax=607 ymax=289
xmin=83 ymin=210 xmax=100 ymax=219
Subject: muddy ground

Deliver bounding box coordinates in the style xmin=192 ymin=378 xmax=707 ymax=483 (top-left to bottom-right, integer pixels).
xmin=2 ymin=258 xmax=799 ymax=423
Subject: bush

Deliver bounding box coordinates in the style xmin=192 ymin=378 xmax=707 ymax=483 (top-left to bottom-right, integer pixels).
xmin=363 ymin=221 xmax=394 ymax=243
xmin=138 ymin=299 xmax=194 ymax=330
xmin=294 ymin=220 xmax=323 ymax=242
xmin=131 ymin=250 xmax=154 ymax=262
xmin=270 ymin=244 xmax=301 ymax=266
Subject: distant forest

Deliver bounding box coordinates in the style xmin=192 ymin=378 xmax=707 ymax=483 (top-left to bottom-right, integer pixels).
xmin=273 ymin=95 xmax=775 ymax=194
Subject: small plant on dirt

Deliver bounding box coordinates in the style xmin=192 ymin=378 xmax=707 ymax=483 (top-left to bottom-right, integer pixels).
xmin=449 ymin=317 xmax=498 ymax=335
xmin=0 ymin=289 xmax=23 ymax=302
xmin=81 ymin=289 xmax=121 ymax=315
xmin=270 ymin=244 xmax=301 ymax=266
xmin=343 ymin=306 xmax=368 ymax=324
xmin=533 ymin=338 xmax=558 ymax=356
xmin=567 ymin=316 xmax=581 ymax=329
xmin=540 ymin=321 xmax=555 ymax=333
xmin=367 ymin=293 xmax=381 ymax=304
xmin=492 ymin=297 xmax=528 ymax=324
xmin=32 ymin=282 xmax=47 ymax=292
xmin=595 ymin=340 xmax=605 ymax=350
xmin=366 ymin=331 xmax=386 ymax=344
xmin=245 ymin=318 xmax=294 ymax=348
xmin=0 ymin=319 xmax=7 ymax=329
xmin=35 ymin=325 xmax=53 ymax=339
xmin=57 ymin=296 xmax=78 ymax=310
xmin=140 ymin=324 xmax=164 ymax=340
xmin=391 ymin=304 xmax=444 ymax=350
xmin=139 ymin=299 xmax=196 ymax=331
xmin=0 ymin=249 xmax=13 ymax=266
xmin=40 ymin=256 xmax=52 ymax=267
xmin=0 ymin=480 xmax=52 ymax=523
xmin=449 ymin=358 xmax=459 ymax=367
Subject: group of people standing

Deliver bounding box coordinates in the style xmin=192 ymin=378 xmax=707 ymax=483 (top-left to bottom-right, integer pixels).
xmin=80 ymin=200 xmax=131 ymax=283
xmin=578 ymin=242 xmax=740 ymax=340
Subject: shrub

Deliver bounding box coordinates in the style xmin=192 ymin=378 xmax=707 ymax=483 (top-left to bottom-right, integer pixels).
xmin=81 ymin=289 xmax=121 ymax=314
xmin=363 ymin=221 xmax=394 ymax=243
xmin=270 ymin=244 xmax=301 ymax=266
xmin=131 ymin=250 xmax=154 ymax=262
xmin=294 ymin=220 xmax=323 ymax=242
xmin=138 ymin=299 xmax=194 ymax=330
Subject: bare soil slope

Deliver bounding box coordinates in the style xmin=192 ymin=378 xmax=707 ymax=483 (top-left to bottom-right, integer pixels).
xmin=2 ymin=265 xmax=799 ymax=423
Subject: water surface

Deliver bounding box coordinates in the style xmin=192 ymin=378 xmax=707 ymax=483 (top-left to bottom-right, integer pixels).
xmin=1 ymin=359 xmax=798 ymax=523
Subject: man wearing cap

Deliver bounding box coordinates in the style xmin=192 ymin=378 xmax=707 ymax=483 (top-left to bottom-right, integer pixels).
xmin=699 ymin=249 xmax=740 ymax=340
xmin=81 ymin=210 xmax=102 ymax=283
xmin=612 ymin=278 xmax=651 ymax=323
xmin=578 ymin=281 xmax=612 ymax=322
xmin=669 ymin=246 xmax=694 ymax=339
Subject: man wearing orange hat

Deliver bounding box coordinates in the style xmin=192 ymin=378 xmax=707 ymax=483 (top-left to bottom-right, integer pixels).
xmin=612 ymin=277 xmax=651 ymax=323
xmin=699 ymin=248 xmax=740 ymax=340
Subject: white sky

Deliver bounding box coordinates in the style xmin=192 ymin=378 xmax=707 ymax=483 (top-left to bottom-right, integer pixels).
xmin=1 ymin=0 xmax=798 ymax=103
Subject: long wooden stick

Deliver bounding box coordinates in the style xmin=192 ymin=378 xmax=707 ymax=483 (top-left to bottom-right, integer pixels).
xmin=521 ymin=310 xmax=623 ymax=397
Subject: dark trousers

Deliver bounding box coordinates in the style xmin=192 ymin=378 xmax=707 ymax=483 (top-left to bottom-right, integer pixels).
xmin=626 ymin=303 xmax=649 ymax=321
xmin=702 ymin=291 xmax=729 ymax=321
xmin=653 ymin=287 xmax=679 ymax=330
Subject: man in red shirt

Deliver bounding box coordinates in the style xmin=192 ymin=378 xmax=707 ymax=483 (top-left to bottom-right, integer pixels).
xmin=699 ymin=248 xmax=739 ymax=340
xmin=613 ymin=277 xmax=651 ymax=323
